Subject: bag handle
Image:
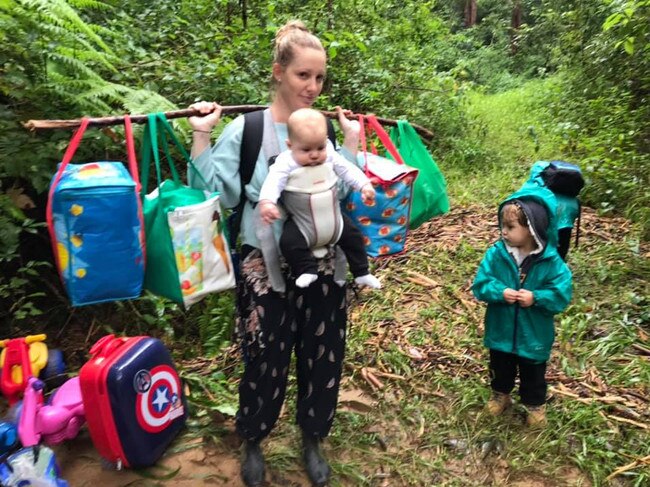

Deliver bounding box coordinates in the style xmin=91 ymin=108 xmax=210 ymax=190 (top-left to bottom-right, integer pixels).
xmin=140 ymin=112 xmax=208 ymax=197
xmin=140 ymin=113 xmax=177 ymax=194
xmin=124 ymin=116 xmax=141 ymax=193
xmin=365 ymin=115 xmax=405 ymax=165
xmin=46 ymin=117 xmax=90 ymax=275
xmin=358 ymin=114 xmax=406 ymax=180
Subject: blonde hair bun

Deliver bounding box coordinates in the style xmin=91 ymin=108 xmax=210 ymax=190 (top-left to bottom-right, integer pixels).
xmin=272 ymin=19 xmax=324 ymax=68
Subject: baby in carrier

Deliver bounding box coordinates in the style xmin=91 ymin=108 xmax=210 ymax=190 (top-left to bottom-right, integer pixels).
xmin=258 ymin=108 xmax=381 ymax=289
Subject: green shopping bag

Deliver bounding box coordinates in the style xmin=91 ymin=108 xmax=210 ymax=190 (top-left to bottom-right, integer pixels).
xmin=140 ymin=113 xmax=235 ymax=306
xmin=389 ymin=120 xmax=450 ymax=228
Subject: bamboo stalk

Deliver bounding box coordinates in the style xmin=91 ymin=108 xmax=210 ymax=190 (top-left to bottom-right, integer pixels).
xmin=23 ymin=105 xmax=435 ymax=141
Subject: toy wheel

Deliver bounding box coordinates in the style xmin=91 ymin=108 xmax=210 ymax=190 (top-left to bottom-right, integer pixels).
xmin=100 ymin=457 xmax=120 ymax=470
xmin=41 ymin=348 xmax=66 ymax=381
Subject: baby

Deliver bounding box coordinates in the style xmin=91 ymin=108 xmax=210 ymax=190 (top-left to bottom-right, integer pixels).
xmin=258 ymin=108 xmax=381 ymax=289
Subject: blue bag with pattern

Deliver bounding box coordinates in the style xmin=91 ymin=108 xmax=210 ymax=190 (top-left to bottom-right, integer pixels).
xmin=344 ymin=115 xmax=418 ymax=257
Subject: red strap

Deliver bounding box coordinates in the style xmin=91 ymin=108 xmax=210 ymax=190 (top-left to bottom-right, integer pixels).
xmin=46 ymin=118 xmax=90 ymax=275
xmin=124 ymin=116 xmax=141 ymax=193
xmin=125 ymin=115 xmax=146 ymax=266
xmin=358 ymin=114 xmax=372 ymax=178
xmin=365 ymin=115 xmax=405 ymax=165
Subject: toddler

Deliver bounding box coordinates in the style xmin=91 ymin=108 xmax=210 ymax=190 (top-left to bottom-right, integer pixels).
xmin=472 ymin=186 xmax=572 ymax=427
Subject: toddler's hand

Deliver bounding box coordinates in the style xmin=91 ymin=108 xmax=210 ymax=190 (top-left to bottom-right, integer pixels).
xmin=360 ymin=183 xmax=375 ymax=202
xmin=517 ymin=289 xmax=535 ymax=308
xmin=259 ymin=201 xmax=280 ymax=224
xmin=503 ymin=288 xmax=519 ymax=304
xmin=188 ymin=101 xmax=222 ymax=132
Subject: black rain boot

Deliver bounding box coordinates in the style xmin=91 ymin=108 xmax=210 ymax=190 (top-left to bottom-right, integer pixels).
xmin=302 ymin=432 xmax=331 ymax=487
xmin=241 ymin=439 xmax=265 ymax=487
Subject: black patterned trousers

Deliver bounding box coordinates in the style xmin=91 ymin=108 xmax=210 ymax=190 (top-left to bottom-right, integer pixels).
xmin=235 ymin=247 xmax=348 ymax=442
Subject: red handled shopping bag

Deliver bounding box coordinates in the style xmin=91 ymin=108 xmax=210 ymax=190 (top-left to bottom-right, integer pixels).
xmin=344 ymin=115 xmax=419 ymax=257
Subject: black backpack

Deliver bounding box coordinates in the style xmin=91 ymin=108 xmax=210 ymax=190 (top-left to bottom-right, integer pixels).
xmin=540 ymin=161 xmax=585 ymax=198
xmin=226 ymin=110 xmax=336 ymax=259
xmin=537 ymin=161 xmax=585 ymax=260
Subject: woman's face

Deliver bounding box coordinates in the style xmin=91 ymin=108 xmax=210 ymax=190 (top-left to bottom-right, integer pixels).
xmin=274 ymin=46 xmax=327 ymax=112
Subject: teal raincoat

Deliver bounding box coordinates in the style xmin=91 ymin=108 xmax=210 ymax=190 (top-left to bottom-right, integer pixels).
xmin=472 ymin=185 xmax=573 ymax=362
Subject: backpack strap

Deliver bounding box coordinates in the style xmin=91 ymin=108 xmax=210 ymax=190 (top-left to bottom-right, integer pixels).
xmin=326 ymin=118 xmax=336 ymax=147
xmin=227 ymin=110 xmax=265 ymax=249
xmin=574 ymin=199 xmax=581 ymax=248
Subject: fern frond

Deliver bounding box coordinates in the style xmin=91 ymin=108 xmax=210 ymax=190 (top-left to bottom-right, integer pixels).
xmin=46 ymin=52 xmax=105 ymax=80
xmin=122 ymin=89 xmax=179 ymax=116
xmin=19 ymin=0 xmax=113 ymax=54
xmin=67 ymin=0 xmax=113 ymax=11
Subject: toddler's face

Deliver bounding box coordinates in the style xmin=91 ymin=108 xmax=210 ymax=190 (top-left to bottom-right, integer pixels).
xmin=290 ymin=131 xmax=327 ymax=167
xmin=501 ymin=216 xmax=533 ymax=248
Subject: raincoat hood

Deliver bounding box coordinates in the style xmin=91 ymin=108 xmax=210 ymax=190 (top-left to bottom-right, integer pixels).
xmin=498 ymin=185 xmax=559 ymax=257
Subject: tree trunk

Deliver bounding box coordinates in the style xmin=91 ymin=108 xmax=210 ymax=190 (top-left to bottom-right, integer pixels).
xmin=464 ymin=0 xmax=477 ymax=27
xmin=510 ymin=0 xmax=522 ymax=54
xmin=327 ymin=0 xmax=333 ymax=30
xmin=240 ymin=0 xmax=247 ymax=29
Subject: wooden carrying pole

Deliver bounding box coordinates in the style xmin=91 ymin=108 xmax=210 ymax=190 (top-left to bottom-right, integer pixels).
xmin=23 ymin=105 xmax=434 ymax=141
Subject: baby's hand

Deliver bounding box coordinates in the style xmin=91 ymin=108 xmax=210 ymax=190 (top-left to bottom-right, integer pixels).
xmin=517 ymin=289 xmax=535 ymax=308
xmin=503 ymin=288 xmax=519 ymax=304
xmin=360 ymin=183 xmax=375 ymax=202
xmin=335 ymin=106 xmax=360 ymax=138
xmin=259 ymin=201 xmax=280 ymax=224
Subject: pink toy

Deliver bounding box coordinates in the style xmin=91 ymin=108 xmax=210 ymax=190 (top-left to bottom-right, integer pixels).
xmin=18 ymin=376 xmax=85 ymax=447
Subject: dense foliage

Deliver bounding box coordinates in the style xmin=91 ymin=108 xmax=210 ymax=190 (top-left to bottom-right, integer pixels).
xmin=0 ymin=2 xmax=648 ymax=484
xmin=1 ymin=0 xmax=647 ymax=336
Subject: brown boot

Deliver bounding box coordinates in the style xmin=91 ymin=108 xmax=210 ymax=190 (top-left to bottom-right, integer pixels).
xmin=526 ymin=405 xmax=547 ymax=428
xmin=486 ymin=391 xmax=512 ymax=416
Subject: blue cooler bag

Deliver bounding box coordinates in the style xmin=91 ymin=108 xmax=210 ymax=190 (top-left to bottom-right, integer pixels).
xmin=46 ymin=117 xmax=145 ymax=306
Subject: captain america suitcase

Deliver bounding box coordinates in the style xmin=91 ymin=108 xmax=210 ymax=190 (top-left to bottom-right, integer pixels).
xmin=79 ymin=334 xmax=187 ymax=468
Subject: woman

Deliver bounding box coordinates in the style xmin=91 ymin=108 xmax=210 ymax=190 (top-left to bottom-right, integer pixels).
xmin=188 ymin=20 xmax=362 ymax=487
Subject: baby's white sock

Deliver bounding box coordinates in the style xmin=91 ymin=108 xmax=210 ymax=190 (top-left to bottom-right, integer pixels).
xmin=354 ymin=274 xmax=381 ymax=289
xmin=296 ymin=273 xmax=318 ymax=288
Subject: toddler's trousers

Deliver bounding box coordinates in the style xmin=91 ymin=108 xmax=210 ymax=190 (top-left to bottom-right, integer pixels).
xmin=489 ymin=349 xmax=547 ymax=406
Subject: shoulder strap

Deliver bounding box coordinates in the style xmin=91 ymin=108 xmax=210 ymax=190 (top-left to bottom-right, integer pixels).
xmin=240 ymin=110 xmax=266 ymax=192
xmin=227 ymin=110 xmax=265 ymax=250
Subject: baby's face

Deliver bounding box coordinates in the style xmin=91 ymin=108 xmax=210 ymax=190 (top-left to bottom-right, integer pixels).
xmin=290 ymin=130 xmax=327 ymax=167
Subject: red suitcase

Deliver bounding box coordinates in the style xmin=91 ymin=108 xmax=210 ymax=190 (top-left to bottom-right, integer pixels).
xmin=79 ymin=334 xmax=187 ymax=468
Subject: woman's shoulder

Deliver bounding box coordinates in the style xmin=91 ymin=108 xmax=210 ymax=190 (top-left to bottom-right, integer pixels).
xmin=223 ymin=113 xmax=246 ymax=134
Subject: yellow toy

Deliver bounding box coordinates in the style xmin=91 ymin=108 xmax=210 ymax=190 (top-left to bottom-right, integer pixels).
xmin=0 ymin=334 xmax=64 ymax=405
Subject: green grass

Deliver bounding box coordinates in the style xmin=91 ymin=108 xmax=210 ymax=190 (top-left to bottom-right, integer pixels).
xmin=440 ymin=77 xmax=566 ymax=208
